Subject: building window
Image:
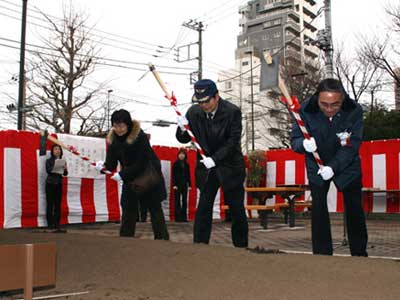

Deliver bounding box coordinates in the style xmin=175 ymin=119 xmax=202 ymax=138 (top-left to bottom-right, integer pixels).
xmin=263 ymin=18 xmax=282 ymax=29
xmin=273 ymin=18 xmax=282 ymax=26
xmin=242 ymin=61 xmax=249 ymax=66
xmin=273 ymin=31 xmax=281 ymax=38
xmin=225 ymin=81 xmax=232 ymax=91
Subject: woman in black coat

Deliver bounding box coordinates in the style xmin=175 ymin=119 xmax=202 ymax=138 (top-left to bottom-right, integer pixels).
xmin=172 ymin=149 xmax=191 ymax=222
xmin=45 ymin=144 xmax=68 ymax=231
xmin=98 ymin=109 xmax=169 ymax=239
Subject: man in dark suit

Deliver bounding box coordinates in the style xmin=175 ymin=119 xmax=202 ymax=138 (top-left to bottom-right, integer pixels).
xmin=291 ymin=78 xmax=368 ymax=256
xmin=176 ymin=79 xmax=248 ymax=248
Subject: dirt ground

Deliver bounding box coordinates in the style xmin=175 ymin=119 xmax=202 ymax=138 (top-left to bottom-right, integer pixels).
xmin=1 ymin=226 xmax=400 ymax=300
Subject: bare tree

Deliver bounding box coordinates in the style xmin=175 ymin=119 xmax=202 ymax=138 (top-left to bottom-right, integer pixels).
xmin=25 ymin=5 xmax=111 ymax=135
xmin=358 ymin=3 xmax=400 ymax=88
xmin=260 ymin=56 xmax=324 ymax=148
xmin=334 ymin=44 xmax=383 ymax=103
xmin=280 ymin=57 xmax=324 ymax=103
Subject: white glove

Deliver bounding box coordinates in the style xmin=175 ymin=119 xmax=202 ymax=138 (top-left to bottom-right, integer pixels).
xmin=95 ymin=160 xmax=105 ymax=172
xmin=200 ymin=157 xmax=216 ymax=169
xmin=111 ymin=172 xmax=122 ymax=182
xmin=177 ymin=115 xmax=189 ymax=131
xmin=317 ymin=166 xmax=334 ymax=181
xmin=303 ymin=137 xmax=317 ymax=153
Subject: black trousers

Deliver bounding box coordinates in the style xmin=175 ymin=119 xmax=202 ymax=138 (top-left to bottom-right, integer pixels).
xmin=45 ymin=182 xmax=62 ymax=229
xmin=137 ymin=198 xmax=148 ymax=222
xmin=310 ymin=177 xmax=368 ymax=256
xmin=193 ymin=170 xmax=248 ymax=248
xmin=174 ymin=187 xmax=188 ymax=221
xmin=119 ymin=183 xmax=169 ymax=240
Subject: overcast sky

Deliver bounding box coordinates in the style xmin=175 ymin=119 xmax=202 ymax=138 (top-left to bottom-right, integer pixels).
xmin=0 ymin=0 xmax=397 ymax=146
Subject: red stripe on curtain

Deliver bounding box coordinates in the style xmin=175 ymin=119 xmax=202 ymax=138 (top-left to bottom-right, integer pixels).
xmin=360 ymin=141 xmax=373 ymax=213
xmin=105 ymin=175 xmax=120 ymax=222
xmin=294 ymin=155 xmax=306 ymax=212
xmin=80 ymin=178 xmax=96 ymax=223
xmin=336 ymin=191 xmax=344 ymax=213
xmin=186 ymin=149 xmax=197 ymax=221
xmin=20 ymin=131 xmax=39 ymax=227
xmin=0 ymin=131 xmax=5 ymax=229
xmin=384 ymin=142 xmax=400 ymax=213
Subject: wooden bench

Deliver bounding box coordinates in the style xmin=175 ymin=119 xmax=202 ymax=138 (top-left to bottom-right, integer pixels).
xmin=221 ymin=203 xmax=289 ymax=211
xmin=221 ymin=201 xmax=312 ymax=229
xmin=0 ymin=243 xmax=57 ymax=300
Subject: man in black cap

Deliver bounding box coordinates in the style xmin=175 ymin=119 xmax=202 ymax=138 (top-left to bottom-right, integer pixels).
xmin=176 ymin=79 xmax=248 ymax=248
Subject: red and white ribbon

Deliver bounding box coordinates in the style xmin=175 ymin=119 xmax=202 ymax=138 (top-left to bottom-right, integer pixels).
xmin=149 ymin=64 xmax=206 ymax=159
xmin=280 ymin=96 xmax=324 ymax=168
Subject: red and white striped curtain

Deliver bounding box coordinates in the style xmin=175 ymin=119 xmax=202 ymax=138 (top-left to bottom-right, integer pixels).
xmin=265 ymin=140 xmax=400 ymax=213
xmin=0 ymin=130 xmax=229 ymax=229
xmin=0 ymin=130 xmax=399 ymax=229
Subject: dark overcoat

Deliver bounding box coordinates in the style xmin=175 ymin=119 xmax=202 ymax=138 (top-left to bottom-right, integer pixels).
xmin=172 ymin=158 xmax=191 ymax=190
xmin=105 ymin=120 xmax=167 ymax=209
xmin=290 ymin=94 xmax=363 ymax=190
xmin=176 ymin=98 xmax=246 ymax=191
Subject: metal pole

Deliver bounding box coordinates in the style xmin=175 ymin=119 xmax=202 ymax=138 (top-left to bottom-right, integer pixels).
xmin=107 ymin=89 xmax=113 ymax=130
xmin=249 ymin=51 xmax=255 ymax=151
xmin=324 ymin=0 xmax=334 ymax=78
xmin=17 ymin=0 xmax=28 ymax=130
xmin=198 ymin=22 xmax=203 ymax=80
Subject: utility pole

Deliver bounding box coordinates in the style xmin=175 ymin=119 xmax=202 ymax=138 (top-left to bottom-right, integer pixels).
xmin=314 ymin=0 xmax=334 ymax=78
xmin=244 ymin=50 xmax=255 ymax=151
xmin=323 ymin=0 xmax=334 ymax=78
xmin=181 ymin=20 xmax=204 ymax=80
xmin=17 ymin=0 xmax=28 ymax=130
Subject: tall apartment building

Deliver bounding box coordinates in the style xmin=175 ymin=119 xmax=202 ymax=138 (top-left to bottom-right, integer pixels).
xmin=218 ymin=0 xmax=320 ymax=153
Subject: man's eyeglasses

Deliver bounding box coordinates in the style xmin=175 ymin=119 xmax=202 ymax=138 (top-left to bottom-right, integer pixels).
xmin=318 ymin=101 xmax=342 ymax=109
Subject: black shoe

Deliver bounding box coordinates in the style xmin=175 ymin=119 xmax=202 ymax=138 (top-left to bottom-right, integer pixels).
xmin=53 ymin=228 xmax=67 ymax=233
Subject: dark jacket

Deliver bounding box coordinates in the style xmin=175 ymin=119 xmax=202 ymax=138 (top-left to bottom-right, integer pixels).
xmin=176 ymin=98 xmax=246 ymax=191
xmin=104 ymin=120 xmax=167 ymax=208
xmin=172 ymin=159 xmax=191 ymax=190
xmin=290 ymin=94 xmax=363 ymax=190
xmin=45 ymin=157 xmax=68 ymax=185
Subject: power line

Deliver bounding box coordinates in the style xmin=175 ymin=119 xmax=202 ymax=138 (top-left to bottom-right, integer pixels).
xmin=195 ymin=0 xmax=246 ymax=24
xmin=0 ymin=0 xmax=170 ymax=50
xmin=0 ymin=1 xmax=244 ymax=79
xmin=0 ymin=8 xmax=178 ymax=60
xmin=0 ymin=42 xmax=191 ymax=77
xmin=0 ymin=3 xmax=182 ymax=62
xmin=0 ymin=37 xmax=194 ymax=74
